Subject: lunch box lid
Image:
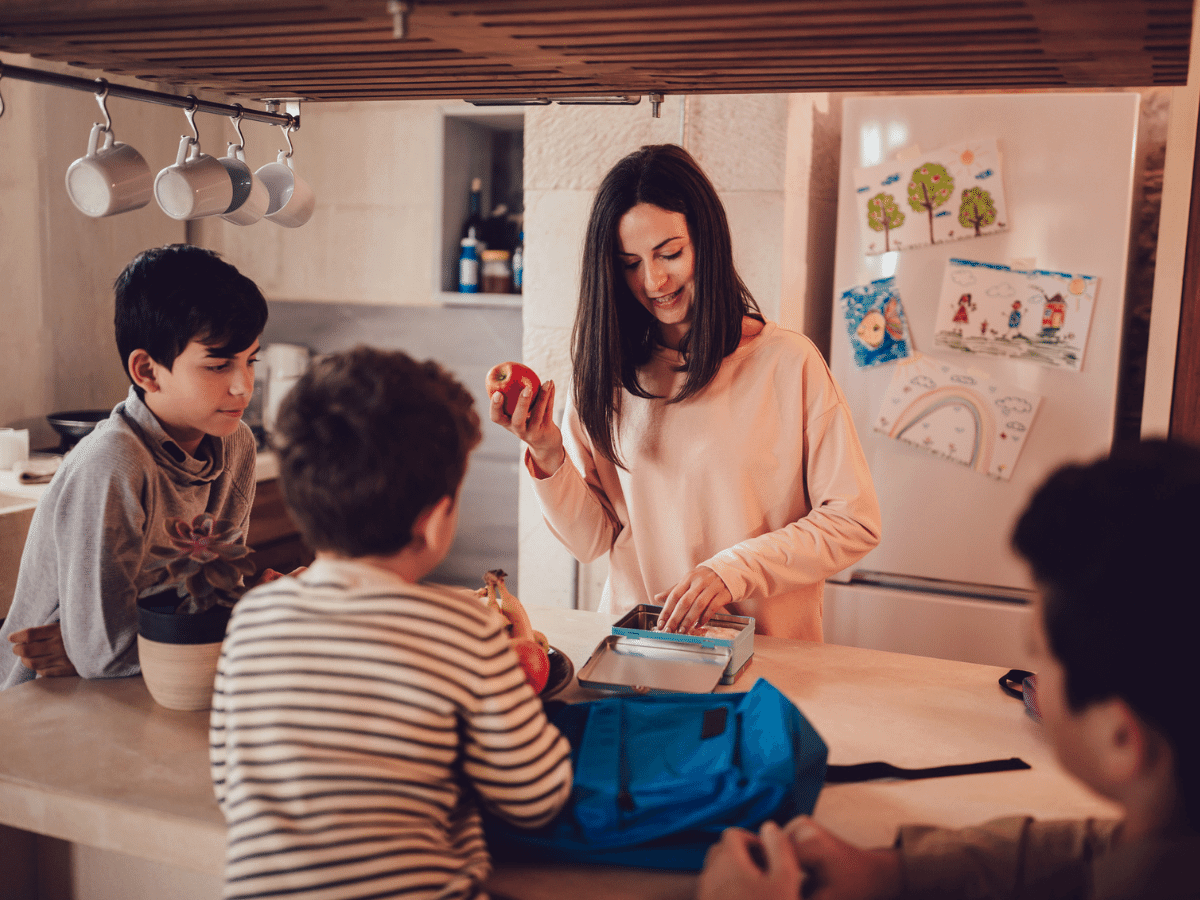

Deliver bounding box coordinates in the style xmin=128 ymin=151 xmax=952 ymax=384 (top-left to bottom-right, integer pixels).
xmin=577 ymin=634 xmax=732 ymax=694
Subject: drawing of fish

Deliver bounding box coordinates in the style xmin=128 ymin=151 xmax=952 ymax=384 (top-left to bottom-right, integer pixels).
xmin=856 ymin=310 xmax=886 ymax=348
xmin=857 ymin=298 xmax=906 ymax=349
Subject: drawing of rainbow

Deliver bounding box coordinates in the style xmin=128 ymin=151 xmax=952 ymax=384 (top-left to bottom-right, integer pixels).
xmin=887 ymin=385 xmax=996 ymax=473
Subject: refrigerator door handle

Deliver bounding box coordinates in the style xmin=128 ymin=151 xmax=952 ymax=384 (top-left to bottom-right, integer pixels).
xmin=847 ymin=570 xmax=1035 ymax=605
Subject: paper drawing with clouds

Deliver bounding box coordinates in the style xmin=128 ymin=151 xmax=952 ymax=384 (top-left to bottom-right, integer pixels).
xmin=874 ymin=353 xmax=1041 ymax=481
xmin=840 ymin=276 xmax=913 ymax=368
xmin=854 ymin=137 xmax=1008 ymax=255
xmin=933 ymin=258 xmax=1099 ymax=371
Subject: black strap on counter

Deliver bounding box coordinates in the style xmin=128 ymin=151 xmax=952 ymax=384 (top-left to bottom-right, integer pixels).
xmin=825 ymin=757 xmax=1031 ymax=783
xmin=999 ymin=668 xmax=1035 ymax=700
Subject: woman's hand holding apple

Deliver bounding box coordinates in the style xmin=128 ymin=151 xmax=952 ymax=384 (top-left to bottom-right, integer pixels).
xmin=488 ymin=374 xmax=566 ymax=477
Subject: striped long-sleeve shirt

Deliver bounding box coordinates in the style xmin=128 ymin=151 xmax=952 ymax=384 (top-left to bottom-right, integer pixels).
xmin=210 ymin=557 xmax=573 ymax=900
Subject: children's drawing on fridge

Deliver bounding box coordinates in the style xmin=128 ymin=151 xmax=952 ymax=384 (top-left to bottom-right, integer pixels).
xmin=932 ymin=258 xmax=1100 ymax=371
xmin=855 ymin=137 xmax=1009 ymax=255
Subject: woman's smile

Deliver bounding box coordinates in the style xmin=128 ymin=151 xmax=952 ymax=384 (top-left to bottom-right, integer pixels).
xmin=617 ymin=203 xmax=696 ymax=349
xmin=650 ymin=285 xmax=686 ymax=307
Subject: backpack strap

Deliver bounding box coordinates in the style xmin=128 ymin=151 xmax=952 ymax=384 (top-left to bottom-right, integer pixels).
xmin=572 ymin=701 xmax=626 ymax=830
xmin=825 ymin=757 xmax=1030 ymax=783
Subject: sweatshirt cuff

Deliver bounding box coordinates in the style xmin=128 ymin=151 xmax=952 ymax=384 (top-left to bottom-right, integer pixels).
xmin=702 ymin=557 xmax=747 ymax=603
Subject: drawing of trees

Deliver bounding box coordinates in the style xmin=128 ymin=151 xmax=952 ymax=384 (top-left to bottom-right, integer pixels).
xmin=959 ymin=186 xmax=997 ymax=236
xmin=866 ymin=192 xmax=905 ymax=251
xmin=908 ymin=163 xmax=954 ymax=245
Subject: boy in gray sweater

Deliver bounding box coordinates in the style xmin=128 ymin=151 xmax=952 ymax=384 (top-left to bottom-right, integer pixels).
xmin=1 ymin=244 xmax=268 ymax=689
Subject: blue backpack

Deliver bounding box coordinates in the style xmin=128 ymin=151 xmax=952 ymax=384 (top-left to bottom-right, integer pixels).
xmin=482 ymin=678 xmax=828 ymax=870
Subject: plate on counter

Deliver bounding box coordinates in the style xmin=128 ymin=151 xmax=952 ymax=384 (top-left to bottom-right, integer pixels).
xmin=542 ymin=646 xmax=574 ymax=699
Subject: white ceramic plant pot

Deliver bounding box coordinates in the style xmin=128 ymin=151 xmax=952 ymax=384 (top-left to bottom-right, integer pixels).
xmin=136 ymin=594 xmax=232 ymax=711
xmin=137 ymin=634 xmax=223 ymax=711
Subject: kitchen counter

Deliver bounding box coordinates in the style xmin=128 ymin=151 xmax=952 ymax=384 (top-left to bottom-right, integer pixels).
xmin=0 ymin=605 xmax=1120 ymax=900
xmin=0 ymin=451 xmax=281 ymax=620
xmin=0 ymin=449 xmax=280 ymax=499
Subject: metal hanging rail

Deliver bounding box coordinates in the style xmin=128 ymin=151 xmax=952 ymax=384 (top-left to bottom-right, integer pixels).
xmin=0 ymin=61 xmax=299 ymax=129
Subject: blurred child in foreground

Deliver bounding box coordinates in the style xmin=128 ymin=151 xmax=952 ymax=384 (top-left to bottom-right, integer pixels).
xmin=698 ymin=439 xmax=1200 ymax=900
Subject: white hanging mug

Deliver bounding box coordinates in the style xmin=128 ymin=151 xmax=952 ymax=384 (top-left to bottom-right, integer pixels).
xmin=155 ymin=135 xmax=233 ymax=220
xmin=219 ymin=145 xmax=269 ymax=226
xmin=256 ymin=152 xmax=315 ymax=228
xmin=65 ymin=122 xmax=153 ymax=218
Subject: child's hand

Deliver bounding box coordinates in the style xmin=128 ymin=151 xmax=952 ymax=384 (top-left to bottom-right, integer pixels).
xmin=697 ymin=821 xmax=804 ymax=900
xmin=256 ymin=566 xmax=307 ymax=586
xmin=786 ymin=816 xmax=903 ymax=900
xmin=8 ymin=623 xmax=78 ymax=678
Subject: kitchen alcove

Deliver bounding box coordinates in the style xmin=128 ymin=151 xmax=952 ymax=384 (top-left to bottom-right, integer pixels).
xmin=439 ymin=108 xmax=524 ymax=302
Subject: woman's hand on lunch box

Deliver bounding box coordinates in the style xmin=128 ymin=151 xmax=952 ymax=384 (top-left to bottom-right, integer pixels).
xmin=655 ymin=565 xmax=732 ymax=633
xmin=8 ymin=623 xmax=77 ymax=678
xmin=697 ymin=821 xmax=804 ymax=900
xmin=490 ymin=378 xmax=566 ymax=477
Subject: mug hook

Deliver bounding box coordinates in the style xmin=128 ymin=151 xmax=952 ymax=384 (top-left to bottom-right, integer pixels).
xmin=94 ymin=78 xmax=112 ymax=132
xmin=183 ymin=95 xmax=200 ymax=145
xmin=228 ymin=104 xmax=246 ymax=151
xmin=280 ymin=122 xmax=296 ymax=159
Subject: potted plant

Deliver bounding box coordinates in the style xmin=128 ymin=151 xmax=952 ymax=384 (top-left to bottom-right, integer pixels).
xmin=136 ymin=512 xmax=255 ymax=710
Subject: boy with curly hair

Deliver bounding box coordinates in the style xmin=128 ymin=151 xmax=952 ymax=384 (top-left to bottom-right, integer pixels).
xmin=211 ymin=346 xmax=572 ymax=900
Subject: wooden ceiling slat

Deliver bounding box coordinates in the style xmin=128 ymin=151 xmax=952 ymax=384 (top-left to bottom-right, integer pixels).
xmin=186 ymin=54 xmax=1065 ymax=78
xmin=0 ymin=0 xmax=1190 ymax=99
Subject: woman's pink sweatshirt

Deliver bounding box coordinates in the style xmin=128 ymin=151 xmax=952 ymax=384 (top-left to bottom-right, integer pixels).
xmin=528 ymin=322 xmax=881 ymax=640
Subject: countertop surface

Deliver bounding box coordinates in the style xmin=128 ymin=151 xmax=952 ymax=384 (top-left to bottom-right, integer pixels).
xmin=0 ymin=605 xmax=1120 ymax=899
xmin=0 ymin=450 xmax=280 ymax=505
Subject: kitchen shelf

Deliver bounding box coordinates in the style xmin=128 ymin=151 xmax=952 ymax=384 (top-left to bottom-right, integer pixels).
xmin=440 ymin=108 xmax=524 ymax=296
xmin=439 ymin=292 xmax=522 ymax=309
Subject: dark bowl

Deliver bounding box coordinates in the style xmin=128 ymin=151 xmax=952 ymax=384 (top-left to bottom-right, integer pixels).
xmin=47 ymin=409 xmax=110 ymax=449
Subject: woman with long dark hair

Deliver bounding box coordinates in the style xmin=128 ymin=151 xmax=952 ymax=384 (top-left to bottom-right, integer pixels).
xmin=492 ymin=144 xmax=880 ymax=640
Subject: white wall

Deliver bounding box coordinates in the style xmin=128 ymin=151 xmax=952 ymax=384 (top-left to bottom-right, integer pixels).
xmin=194 ymin=99 xmax=450 ymax=307
xmin=0 ymin=62 xmax=459 ymax=449
xmin=0 ymin=54 xmax=186 ymax=450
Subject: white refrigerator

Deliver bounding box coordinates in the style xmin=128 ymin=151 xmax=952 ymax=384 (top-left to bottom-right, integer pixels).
xmin=826 ymin=92 xmax=1140 ymax=668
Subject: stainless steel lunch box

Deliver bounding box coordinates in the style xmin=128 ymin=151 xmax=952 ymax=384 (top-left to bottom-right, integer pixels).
xmin=577 ymin=604 xmax=755 ymax=693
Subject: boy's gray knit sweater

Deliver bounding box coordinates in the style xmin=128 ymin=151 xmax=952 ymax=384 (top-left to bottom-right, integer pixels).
xmin=0 ymin=387 xmax=257 ymax=689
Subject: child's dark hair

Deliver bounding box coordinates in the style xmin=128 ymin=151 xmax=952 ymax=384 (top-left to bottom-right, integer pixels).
xmin=1012 ymin=438 xmax=1200 ymax=827
xmin=273 ymin=346 xmax=482 ymax=558
xmin=114 ymin=244 xmax=268 ymax=397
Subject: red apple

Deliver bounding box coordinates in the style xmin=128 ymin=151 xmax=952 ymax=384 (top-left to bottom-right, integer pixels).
xmin=511 ymin=637 xmax=550 ymax=694
xmin=486 ymin=361 xmax=541 ymax=418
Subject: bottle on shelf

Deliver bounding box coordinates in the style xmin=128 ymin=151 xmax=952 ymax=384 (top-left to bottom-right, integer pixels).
xmin=482 ymin=203 xmax=514 ymax=252
xmin=458 ymin=227 xmax=481 ymax=293
xmin=511 ymin=231 xmax=524 ymax=293
xmin=461 ymin=177 xmax=485 ymax=248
